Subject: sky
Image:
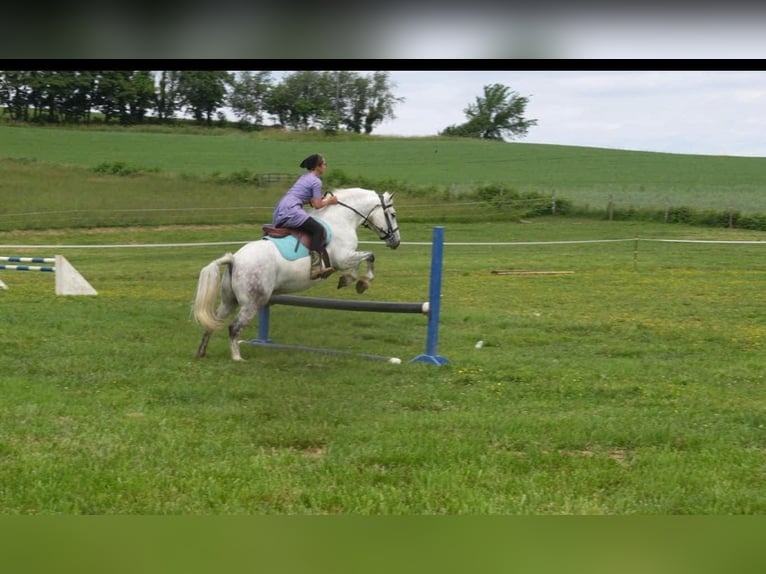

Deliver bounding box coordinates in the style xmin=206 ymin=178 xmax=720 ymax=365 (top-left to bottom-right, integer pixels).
xmin=372 ymin=70 xmax=766 ymax=158
xmin=5 ymin=4 xmax=765 ymax=159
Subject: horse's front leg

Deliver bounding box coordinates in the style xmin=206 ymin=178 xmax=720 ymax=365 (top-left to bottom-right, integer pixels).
xmin=336 ymin=251 xmax=375 ymax=293
xmin=356 ymin=251 xmax=375 ymax=293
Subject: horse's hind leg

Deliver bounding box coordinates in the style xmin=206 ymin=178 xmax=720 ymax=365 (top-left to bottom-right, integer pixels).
xmin=195 ymin=298 xmax=237 ymax=359
xmin=227 ymin=304 xmax=259 ymax=361
xmin=196 ymin=330 xmax=213 ymax=358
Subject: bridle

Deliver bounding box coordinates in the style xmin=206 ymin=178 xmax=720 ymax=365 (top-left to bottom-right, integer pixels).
xmin=333 ymin=192 xmax=399 ymax=242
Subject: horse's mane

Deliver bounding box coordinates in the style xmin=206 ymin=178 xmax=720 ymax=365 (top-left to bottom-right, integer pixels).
xmin=314 ymin=188 xmax=392 ymax=219
xmin=329 ymin=187 xmax=373 ymax=200
xmin=329 ymin=187 xmax=393 ymax=204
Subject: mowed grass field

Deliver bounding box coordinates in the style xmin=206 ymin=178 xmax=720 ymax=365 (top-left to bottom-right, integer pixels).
xmin=1 ymin=126 xmax=765 ymax=515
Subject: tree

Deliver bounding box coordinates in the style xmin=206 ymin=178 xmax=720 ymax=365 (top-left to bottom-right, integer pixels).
xmin=155 ymin=70 xmax=182 ymax=122
xmin=361 ymin=71 xmax=403 ymax=135
xmin=337 ymin=71 xmax=402 ymax=134
xmin=0 ymin=71 xmax=35 ymax=121
xmin=177 ymin=71 xmax=233 ymax=126
xmin=61 ymin=71 xmax=97 ymax=123
xmin=90 ymin=71 xmax=156 ymax=125
xmin=264 ymin=71 xmax=328 ymax=130
xmin=440 ymin=83 xmax=537 ymax=141
xmin=93 ymin=71 xmax=131 ymax=124
xmin=321 ymin=70 xmax=354 ymax=134
xmin=263 ymin=70 xmax=403 ymax=134
xmin=0 ymin=69 xmax=404 ymax=132
xmin=228 ymin=71 xmax=273 ymax=127
xmin=25 ymin=71 xmax=49 ymax=122
xmin=124 ymin=71 xmax=156 ymax=124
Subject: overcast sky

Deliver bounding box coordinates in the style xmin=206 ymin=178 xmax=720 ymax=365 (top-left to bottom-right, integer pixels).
xmin=371 ymin=70 xmax=766 ymax=158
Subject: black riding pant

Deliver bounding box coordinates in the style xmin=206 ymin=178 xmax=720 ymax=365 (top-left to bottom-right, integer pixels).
xmin=298 ymin=216 xmax=326 ymax=253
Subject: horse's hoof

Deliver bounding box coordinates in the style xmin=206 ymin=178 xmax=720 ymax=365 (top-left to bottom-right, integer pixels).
xmin=356 ymin=280 xmax=369 ymax=294
xmin=337 ymin=275 xmax=354 ymax=289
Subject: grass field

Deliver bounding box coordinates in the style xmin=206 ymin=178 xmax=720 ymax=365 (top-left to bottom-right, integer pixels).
xmin=1 ymin=126 xmax=765 ymax=515
xmin=1 ymin=218 xmax=764 ymax=514
xmin=3 ymin=124 xmax=766 ymax=216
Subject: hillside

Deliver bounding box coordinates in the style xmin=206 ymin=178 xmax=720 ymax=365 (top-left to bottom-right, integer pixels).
xmin=2 ymin=124 xmax=766 ymax=231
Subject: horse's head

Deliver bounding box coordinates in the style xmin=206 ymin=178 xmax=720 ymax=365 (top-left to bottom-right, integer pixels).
xmin=331 ymin=188 xmax=400 ymax=249
xmin=328 ymin=188 xmax=401 ymax=249
xmin=375 ymin=191 xmax=400 ymax=249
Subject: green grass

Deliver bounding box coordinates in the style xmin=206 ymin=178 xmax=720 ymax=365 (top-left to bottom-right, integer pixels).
xmin=1 ymin=220 xmax=765 ymax=514
xmin=3 ymin=124 xmax=766 ymax=215
xmin=1 ymin=126 xmax=765 ymax=514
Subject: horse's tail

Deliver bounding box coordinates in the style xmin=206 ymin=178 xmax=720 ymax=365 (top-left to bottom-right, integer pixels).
xmin=192 ymin=253 xmax=235 ymax=332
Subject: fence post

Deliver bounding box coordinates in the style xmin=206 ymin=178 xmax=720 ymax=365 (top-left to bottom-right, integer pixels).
xmin=633 ymin=237 xmax=639 ymax=271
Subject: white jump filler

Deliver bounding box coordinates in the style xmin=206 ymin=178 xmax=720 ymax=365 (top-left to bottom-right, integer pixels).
xmin=0 ymin=255 xmax=97 ymax=296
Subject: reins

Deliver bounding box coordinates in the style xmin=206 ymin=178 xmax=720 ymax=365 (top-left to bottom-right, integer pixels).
xmin=331 ymin=192 xmax=399 ymax=241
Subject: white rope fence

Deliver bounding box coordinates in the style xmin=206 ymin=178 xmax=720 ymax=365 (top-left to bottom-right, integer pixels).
xmin=2 ymin=238 xmax=766 ymax=250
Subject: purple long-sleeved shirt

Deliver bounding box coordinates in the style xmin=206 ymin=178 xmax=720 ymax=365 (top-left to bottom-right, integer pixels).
xmin=271 ymin=173 xmax=323 ymax=227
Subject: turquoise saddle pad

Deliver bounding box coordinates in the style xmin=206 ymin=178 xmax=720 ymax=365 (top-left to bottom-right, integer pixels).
xmin=263 ymin=218 xmax=332 ymax=261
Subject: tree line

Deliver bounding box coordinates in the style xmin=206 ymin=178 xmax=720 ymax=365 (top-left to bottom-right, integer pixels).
xmin=0 ymin=70 xmax=403 ymax=134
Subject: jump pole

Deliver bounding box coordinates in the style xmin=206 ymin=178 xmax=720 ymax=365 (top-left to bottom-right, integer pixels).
xmin=248 ymin=226 xmax=448 ymax=365
xmin=0 ymin=255 xmax=97 ymax=295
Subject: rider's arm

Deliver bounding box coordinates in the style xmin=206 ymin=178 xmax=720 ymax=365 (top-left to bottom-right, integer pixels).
xmin=310 ymin=195 xmax=339 ymax=209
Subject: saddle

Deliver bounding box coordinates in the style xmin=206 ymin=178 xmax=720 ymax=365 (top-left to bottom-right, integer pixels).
xmin=261 ymin=225 xmax=313 ymax=251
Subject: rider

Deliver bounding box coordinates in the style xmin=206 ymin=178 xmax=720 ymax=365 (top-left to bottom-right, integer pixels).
xmin=271 ymin=153 xmax=339 ymax=279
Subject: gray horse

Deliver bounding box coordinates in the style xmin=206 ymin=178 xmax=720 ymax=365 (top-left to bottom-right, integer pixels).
xmin=192 ymin=188 xmax=400 ymax=361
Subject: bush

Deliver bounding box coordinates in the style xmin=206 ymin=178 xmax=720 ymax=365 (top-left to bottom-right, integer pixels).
xmin=732 ymin=212 xmax=766 ymax=231
xmin=92 ymin=161 xmax=159 ymax=176
xmin=666 ymin=206 xmax=694 ymax=224
xmin=325 ymin=168 xmax=354 ymax=188
xmin=218 ymin=169 xmax=259 ymax=185
xmin=474 ymin=184 xmax=556 ymax=217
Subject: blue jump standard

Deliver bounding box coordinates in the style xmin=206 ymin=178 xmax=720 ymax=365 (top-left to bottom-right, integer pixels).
xmin=410 ymin=226 xmax=448 ymax=365
xmin=249 ymin=226 xmax=449 ymax=365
